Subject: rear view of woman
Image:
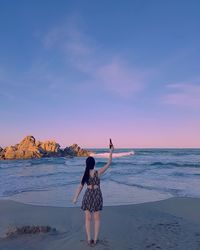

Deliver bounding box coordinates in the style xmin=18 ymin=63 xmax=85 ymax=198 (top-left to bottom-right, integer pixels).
xmin=72 ymin=140 xmax=114 ymax=246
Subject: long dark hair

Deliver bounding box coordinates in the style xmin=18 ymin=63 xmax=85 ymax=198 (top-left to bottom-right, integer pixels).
xmin=81 ymin=156 xmax=95 ymax=185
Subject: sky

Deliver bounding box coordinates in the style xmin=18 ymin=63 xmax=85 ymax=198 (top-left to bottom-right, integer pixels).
xmin=0 ymin=0 xmax=200 ymax=148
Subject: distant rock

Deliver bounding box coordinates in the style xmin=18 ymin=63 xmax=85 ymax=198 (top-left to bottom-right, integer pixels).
xmin=36 ymin=140 xmax=62 ymax=157
xmin=1 ymin=136 xmax=45 ymax=160
xmin=0 ymin=146 xmax=4 ymax=158
xmin=0 ymin=136 xmax=92 ymax=160
xmin=64 ymin=144 xmax=92 ymax=157
xmin=0 ymin=146 xmax=3 ymax=156
xmin=40 ymin=141 xmax=60 ymax=153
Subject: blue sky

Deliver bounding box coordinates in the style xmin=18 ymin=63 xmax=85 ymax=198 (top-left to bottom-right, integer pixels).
xmin=0 ymin=0 xmax=200 ymax=148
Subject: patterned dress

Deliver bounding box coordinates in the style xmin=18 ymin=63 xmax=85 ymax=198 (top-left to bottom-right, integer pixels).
xmin=81 ymin=170 xmax=103 ymax=212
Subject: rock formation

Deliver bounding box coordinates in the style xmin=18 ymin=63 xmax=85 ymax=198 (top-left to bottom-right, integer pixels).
xmin=0 ymin=146 xmax=4 ymax=158
xmin=64 ymin=144 xmax=91 ymax=157
xmin=0 ymin=135 xmax=92 ymax=160
xmin=1 ymin=136 xmax=44 ymax=160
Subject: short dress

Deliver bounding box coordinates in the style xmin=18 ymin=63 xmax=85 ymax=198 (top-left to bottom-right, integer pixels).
xmin=81 ymin=170 xmax=103 ymax=212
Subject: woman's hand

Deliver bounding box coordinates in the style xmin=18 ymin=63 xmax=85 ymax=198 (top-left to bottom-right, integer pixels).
xmin=109 ymin=139 xmax=114 ymax=153
xmin=110 ymin=145 xmax=114 ymax=153
xmin=72 ymin=184 xmax=83 ymax=205
xmin=72 ymin=197 xmax=77 ymax=204
xmin=98 ymin=141 xmax=114 ymax=176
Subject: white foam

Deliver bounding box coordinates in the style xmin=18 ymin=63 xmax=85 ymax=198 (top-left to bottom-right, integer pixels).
xmin=90 ymin=151 xmax=135 ymax=158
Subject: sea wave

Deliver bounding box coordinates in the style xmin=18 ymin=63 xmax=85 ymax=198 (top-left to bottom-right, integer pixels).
xmin=0 ymin=162 xmax=32 ymax=170
xmin=1 ymin=181 xmax=79 ymax=197
xmin=150 ymin=161 xmax=200 ymax=168
xmin=91 ymin=151 xmax=134 ymax=158
xmin=109 ymin=178 xmax=181 ymax=196
xmin=1 ymin=148 xmax=200 ymax=205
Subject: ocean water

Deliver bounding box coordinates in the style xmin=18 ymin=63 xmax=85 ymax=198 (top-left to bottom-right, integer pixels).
xmin=0 ymin=148 xmax=200 ymax=207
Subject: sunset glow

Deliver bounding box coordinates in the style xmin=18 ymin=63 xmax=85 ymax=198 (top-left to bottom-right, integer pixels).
xmin=0 ymin=1 xmax=200 ymax=148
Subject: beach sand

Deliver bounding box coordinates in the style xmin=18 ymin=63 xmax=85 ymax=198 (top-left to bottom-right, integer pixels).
xmin=0 ymin=198 xmax=200 ymax=250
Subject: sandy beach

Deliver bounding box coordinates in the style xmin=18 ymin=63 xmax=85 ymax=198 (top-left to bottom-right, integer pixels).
xmin=0 ymin=198 xmax=200 ymax=250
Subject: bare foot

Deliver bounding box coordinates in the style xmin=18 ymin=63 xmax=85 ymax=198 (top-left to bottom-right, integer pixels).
xmin=93 ymin=239 xmax=99 ymax=245
xmin=87 ymin=239 xmax=93 ymax=246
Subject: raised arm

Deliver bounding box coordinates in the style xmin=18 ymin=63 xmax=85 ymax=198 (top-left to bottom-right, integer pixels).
xmin=98 ymin=145 xmax=114 ymax=176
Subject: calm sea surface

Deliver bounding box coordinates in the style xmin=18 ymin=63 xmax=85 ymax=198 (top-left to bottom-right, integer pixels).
xmin=0 ymin=148 xmax=200 ymax=207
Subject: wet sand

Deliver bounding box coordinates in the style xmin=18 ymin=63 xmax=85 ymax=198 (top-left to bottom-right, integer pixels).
xmin=0 ymin=197 xmax=200 ymax=250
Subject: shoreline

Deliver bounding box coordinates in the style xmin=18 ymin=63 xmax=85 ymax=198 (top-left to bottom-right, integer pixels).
xmin=0 ymin=195 xmax=182 ymax=207
xmin=0 ymin=197 xmax=200 ymax=249
xmin=0 ymin=194 xmax=173 ymax=208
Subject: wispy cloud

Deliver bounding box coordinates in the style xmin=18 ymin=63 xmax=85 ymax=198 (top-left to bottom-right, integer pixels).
xmin=164 ymin=81 xmax=200 ymax=107
xmin=42 ymin=17 xmax=152 ymax=98
xmin=0 ymin=17 xmax=155 ymax=101
xmin=95 ymin=58 xmax=146 ymax=98
xmin=0 ymin=66 xmax=15 ymax=100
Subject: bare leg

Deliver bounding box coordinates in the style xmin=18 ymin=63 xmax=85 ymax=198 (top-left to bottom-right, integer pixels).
xmin=94 ymin=211 xmax=100 ymax=243
xmin=85 ymin=210 xmax=91 ymax=243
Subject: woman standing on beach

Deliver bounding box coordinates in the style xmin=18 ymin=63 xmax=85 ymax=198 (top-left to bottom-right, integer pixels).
xmin=72 ymin=140 xmax=114 ymax=246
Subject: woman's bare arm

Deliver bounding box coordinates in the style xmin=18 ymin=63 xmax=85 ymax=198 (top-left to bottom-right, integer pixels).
xmin=72 ymin=183 xmax=83 ymax=204
xmin=98 ymin=146 xmax=114 ymax=176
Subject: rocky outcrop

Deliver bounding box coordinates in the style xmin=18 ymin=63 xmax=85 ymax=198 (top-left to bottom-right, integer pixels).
xmin=1 ymin=136 xmax=46 ymax=160
xmin=0 ymin=136 xmax=92 ymax=160
xmin=64 ymin=144 xmax=91 ymax=157
xmin=40 ymin=141 xmax=60 ymax=153
xmin=0 ymin=147 xmax=3 ymax=158
xmin=36 ymin=140 xmax=62 ymax=157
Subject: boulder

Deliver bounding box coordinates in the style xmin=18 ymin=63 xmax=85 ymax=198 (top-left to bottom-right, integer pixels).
xmin=17 ymin=136 xmax=44 ymax=158
xmin=40 ymin=140 xmax=61 ymax=156
xmin=17 ymin=136 xmax=36 ymax=151
xmin=0 ymin=146 xmax=4 ymax=158
xmin=2 ymin=146 xmax=18 ymax=159
xmin=0 ymin=136 xmax=44 ymax=159
xmin=63 ymin=143 xmax=91 ymax=157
